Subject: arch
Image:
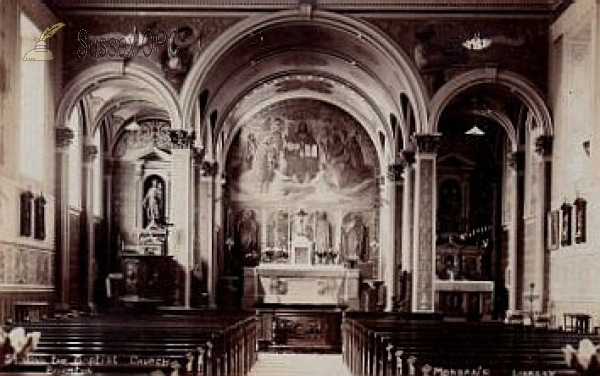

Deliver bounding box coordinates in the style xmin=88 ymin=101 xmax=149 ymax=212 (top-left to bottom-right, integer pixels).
xmin=179 ymin=8 xmax=429 ymax=140
xmin=55 ymin=61 xmax=182 ymax=132
xmin=429 ymin=68 xmax=553 ymax=139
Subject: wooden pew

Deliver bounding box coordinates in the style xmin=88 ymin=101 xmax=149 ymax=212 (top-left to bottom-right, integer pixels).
xmin=4 ymin=310 xmax=258 ymax=375
xmin=343 ymin=314 xmax=597 ymax=376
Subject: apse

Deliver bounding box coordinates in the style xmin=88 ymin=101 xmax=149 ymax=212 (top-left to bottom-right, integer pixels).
xmin=223 ymin=98 xmax=381 ymax=279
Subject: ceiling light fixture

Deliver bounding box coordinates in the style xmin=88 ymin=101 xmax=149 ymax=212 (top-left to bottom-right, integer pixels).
xmin=465 ymin=124 xmax=485 ymax=136
xmin=462 ymin=33 xmax=492 ymax=51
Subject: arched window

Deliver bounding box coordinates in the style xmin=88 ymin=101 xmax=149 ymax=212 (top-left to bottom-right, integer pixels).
xmin=19 ymin=12 xmax=47 ymax=180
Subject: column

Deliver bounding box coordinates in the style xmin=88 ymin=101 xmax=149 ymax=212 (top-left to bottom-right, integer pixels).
xmin=82 ymin=144 xmax=98 ymax=308
xmin=55 ymin=127 xmax=74 ymax=311
xmin=169 ymin=130 xmax=195 ymax=307
xmin=411 ymin=134 xmax=440 ymax=312
xmin=103 ymin=159 xmax=117 ymax=270
xmin=197 ymin=160 xmax=218 ymax=308
xmin=401 ymin=148 xmax=416 ymax=311
xmin=507 ymin=150 xmax=525 ymax=310
xmin=535 ymin=135 xmax=553 ymax=311
xmin=383 ymin=164 xmax=402 ymax=311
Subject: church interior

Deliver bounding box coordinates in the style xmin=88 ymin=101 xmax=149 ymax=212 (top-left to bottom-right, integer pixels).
xmin=2 ymin=0 xmax=600 ymax=374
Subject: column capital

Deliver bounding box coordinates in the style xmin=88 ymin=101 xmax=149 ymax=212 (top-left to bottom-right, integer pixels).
xmin=201 ymin=161 xmax=219 ymax=177
xmin=412 ymin=133 xmax=441 ymax=154
xmin=387 ymin=163 xmax=404 ymax=182
xmin=55 ymin=127 xmax=74 ymax=149
xmin=507 ymin=150 xmax=525 ymax=170
xmin=399 ymin=148 xmax=416 ymax=167
xmin=535 ymin=135 xmax=553 ymax=157
xmin=170 ymin=129 xmax=195 ymax=149
xmin=83 ymin=145 xmax=98 ymax=163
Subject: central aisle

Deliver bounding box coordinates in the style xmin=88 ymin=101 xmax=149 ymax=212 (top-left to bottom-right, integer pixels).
xmin=248 ymin=353 xmax=352 ymax=376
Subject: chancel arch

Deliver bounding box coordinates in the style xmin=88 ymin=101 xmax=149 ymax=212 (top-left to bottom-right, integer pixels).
xmin=178 ymin=8 xmax=431 ymax=310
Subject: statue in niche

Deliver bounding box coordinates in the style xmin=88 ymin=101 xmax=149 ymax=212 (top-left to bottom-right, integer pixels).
xmin=340 ymin=213 xmax=368 ymax=265
xmin=314 ymin=211 xmax=331 ymax=253
xmin=236 ymin=209 xmax=260 ymax=266
xmin=142 ymin=177 xmax=164 ymax=228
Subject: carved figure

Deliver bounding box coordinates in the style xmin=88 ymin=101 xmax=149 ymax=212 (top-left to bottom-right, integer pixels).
xmin=236 ymin=209 xmax=260 ymax=265
xmin=341 ymin=213 xmax=368 ymax=263
xmin=314 ymin=212 xmax=331 ymax=253
xmin=143 ymin=179 xmax=164 ymax=227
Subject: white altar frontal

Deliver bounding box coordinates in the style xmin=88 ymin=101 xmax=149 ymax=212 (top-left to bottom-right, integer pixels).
xmin=243 ymin=264 xmax=360 ymax=309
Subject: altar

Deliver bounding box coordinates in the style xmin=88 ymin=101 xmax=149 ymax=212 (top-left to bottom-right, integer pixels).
xmin=435 ymin=280 xmax=494 ymax=319
xmin=243 ymin=264 xmax=360 ymax=309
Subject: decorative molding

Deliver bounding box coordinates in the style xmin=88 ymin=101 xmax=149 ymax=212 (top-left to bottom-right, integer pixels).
xmin=412 ymin=133 xmax=440 ymax=154
xmin=201 ymin=160 xmax=219 ymax=177
xmin=387 ymin=163 xmax=404 ymax=182
xmin=55 ymin=127 xmax=74 ymax=148
xmin=169 ymin=129 xmax=196 ymax=149
xmin=507 ymin=151 xmax=524 ymax=170
xmin=47 ymin=0 xmax=563 ymax=13
xmin=535 ymin=135 xmax=553 ymax=157
xmin=83 ymin=145 xmax=99 ymax=163
xmin=400 ymin=148 xmax=416 ymax=166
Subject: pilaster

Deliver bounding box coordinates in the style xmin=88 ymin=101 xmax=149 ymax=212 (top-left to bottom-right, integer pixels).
xmin=169 ymin=130 xmax=195 ymax=307
xmin=507 ymin=150 xmax=525 ymax=310
xmin=535 ymin=135 xmax=553 ymax=312
xmin=55 ymin=126 xmax=74 ymax=310
xmin=411 ymin=134 xmax=440 ymax=312
xmin=82 ymin=144 xmax=98 ymax=308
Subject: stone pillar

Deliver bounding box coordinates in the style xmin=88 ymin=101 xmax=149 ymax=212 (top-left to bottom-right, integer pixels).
xmin=169 ymin=130 xmax=195 ymax=307
xmin=401 ymin=149 xmax=416 ymax=311
xmin=411 ymin=134 xmax=440 ymax=312
xmin=82 ymin=144 xmax=98 ymax=308
xmin=55 ymin=127 xmax=74 ymax=311
xmin=198 ymin=160 xmax=218 ymax=308
xmin=383 ymin=164 xmax=402 ymax=311
xmin=507 ymin=150 xmax=525 ymax=310
xmin=134 ymin=162 xmax=144 ymax=230
xmin=535 ymin=135 xmax=553 ymax=312
xmin=103 ymin=159 xmax=117 ymax=271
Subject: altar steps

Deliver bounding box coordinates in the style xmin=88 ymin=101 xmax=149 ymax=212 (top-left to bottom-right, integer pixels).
xmin=248 ymin=353 xmax=352 ymax=376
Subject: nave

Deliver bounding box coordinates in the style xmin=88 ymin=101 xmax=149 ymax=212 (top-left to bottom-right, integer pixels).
xmin=248 ymin=353 xmax=351 ymax=376
xmin=2 ymin=308 xmax=597 ymax=375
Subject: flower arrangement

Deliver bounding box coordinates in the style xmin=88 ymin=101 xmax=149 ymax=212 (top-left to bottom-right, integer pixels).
xmin=0 ymin=327 xmax=41 ymax=367
xmin=564 ymin=339 xmax=600 ymax=375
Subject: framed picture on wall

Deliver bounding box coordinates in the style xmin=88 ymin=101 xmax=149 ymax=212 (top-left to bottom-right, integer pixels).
xmin=560 ymin=202 xmax=572 ymax=247
xmin=546 ymin=210 xmax=559 ymax=250
xmin=574 ymin=198 xmax=587 ymax=244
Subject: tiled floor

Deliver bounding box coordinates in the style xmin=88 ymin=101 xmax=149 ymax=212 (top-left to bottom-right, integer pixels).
xmin=248 ymin=353 xmax=352 ymax=376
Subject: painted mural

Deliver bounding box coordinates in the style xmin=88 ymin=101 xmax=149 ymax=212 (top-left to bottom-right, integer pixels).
xmin=225 ymin=99 xmax=380 ymax=276
xmin=227 ymin=99 xmax=378 ymax=207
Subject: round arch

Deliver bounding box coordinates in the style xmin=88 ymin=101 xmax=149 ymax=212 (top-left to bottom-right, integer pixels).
xmin=179 ymin=8 xmax=429 ymax=140
xmin=54 ymin=61 xmax=183 ymax=133
xmin=429 ymin=68 xmax=553 ymax=138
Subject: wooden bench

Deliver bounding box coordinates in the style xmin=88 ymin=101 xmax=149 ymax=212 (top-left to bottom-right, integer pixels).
xmin=5 ymin=310 xmax=258 ymax=375
xmin=343 ymin=313 xmax=598 ymax=376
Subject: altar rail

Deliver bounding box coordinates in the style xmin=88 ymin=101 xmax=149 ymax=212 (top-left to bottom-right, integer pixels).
xmin=342 ymin=312 xmax=597 ymax=376
xmin=4 ymin=310 xmax=257 ymax=375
